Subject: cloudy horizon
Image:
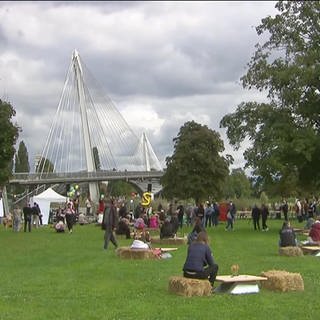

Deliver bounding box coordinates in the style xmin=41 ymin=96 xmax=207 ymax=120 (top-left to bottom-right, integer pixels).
xmin=0 ymin=1 xmax=277 ymax=173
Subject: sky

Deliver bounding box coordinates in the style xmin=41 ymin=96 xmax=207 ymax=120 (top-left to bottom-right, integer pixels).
xmin=0 ymin=1 xmax=278 ymax=172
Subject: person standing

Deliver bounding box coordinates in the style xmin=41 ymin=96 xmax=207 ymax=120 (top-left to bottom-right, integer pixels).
xmin=261 ymin=203 xmax=269 ymax=231
xmin=281 ymin=199 xmax=289 ymax=221
xmin=85 ymin=196 xmax=92 ymax=215
xmin=204 ymin=202 xmax=213 ymax=228
xmin=65 ymin=202 xmax=75 ymax=234
xmin=183 ymin=231 xmax=219 ymax=290
xmin=225 ymin=201 xmax=236 ymax=231
xmin=251 ymin=204 xmax=261 ymax=231
xmin=23 ymin=205 xmax=32 ymax=232
xmin=177 ymin=204 xmax=185 ymax=229
xmin=102 ymin=199 xmax=118 ymax=250
xmin=32 ymin=202 xmax=40 ymax=228
xmin=195 ymin=203 xmax=205 ymax=226
xmin=211 ymin=202 xmax=220 ymax=227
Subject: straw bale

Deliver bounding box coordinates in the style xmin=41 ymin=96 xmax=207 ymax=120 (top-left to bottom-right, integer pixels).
xmin=260 ymin=270 xmax=304 ymax=292
xmin=116 ymin=247 xmax=156 ymax=260
xmin=151 ymin=237 xmax=187 ymax=245
xmin=278 ymin=246 xmax=303 ymax=257
xmin=168 ymin=276 xmax=212 ymax=297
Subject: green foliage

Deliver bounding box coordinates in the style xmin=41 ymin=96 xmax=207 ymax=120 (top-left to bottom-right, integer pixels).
xmin=0 ymin=221 xmax=319 ymax=319
xmin=161 ymin=121 xmax=231 ymax=203
xmin=14 ymin=140 xmax=30 ymax=173
xmin=92 ymin=146 xmax=101 ymax=171
xmin=0 ymin=100 xmax=20 ymax=185
xmin=220 ymin=1 xmax=320 ymax=194
xmin=107 ymin=180 xmax=136 ymax=197
xmin=223 ymin=168 xmax=252 ymax=199
xmin=35 ymin=157 xmax=54 ymax=173
xmin=260 ymin=191 xmax=269 ymax=205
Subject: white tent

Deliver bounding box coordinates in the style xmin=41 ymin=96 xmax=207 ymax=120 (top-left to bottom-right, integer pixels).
xmin=32 ymin=188 xmax=67 ymax=225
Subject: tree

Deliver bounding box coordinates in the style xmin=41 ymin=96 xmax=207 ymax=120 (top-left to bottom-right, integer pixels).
xmin=220 ymin=1 xmax=320 ymax=195
xmin=160 ymin=121 xmax=231 ymax=203
xmin=92 ymin=146 xmax=101 ymax=171
xmin=0 ymin=100 xmax=20 ymax=185
xmin=107 ymin=180 xmax=136 ymax=197
xmin=223 ymin=168 xmax=252 ymax=199
xmin=14 ymin=141 xmax=30 ymax=173
xmin=35 ymin=157 xmax=54 ymax=173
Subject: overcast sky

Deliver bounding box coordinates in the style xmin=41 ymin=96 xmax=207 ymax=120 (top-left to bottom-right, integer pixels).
xmin=0 ymin=1 xmax=278 ymax=172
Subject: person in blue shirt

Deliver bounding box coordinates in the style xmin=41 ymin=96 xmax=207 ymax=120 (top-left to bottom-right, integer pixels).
xmin=183 ymin=231 xmax=219 ymax=288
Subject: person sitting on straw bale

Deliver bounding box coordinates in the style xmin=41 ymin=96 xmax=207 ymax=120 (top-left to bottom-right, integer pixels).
xmin=160 ymin=217 xmax=175 ymax=239
xmin=130 ymin=239 xmax=150 ymax=249
xmin=116 ymin=217 xmax=131 ymax=239
xmin=55 ymin=221 xmax=65 ymax=233
xmin=134 ymin=215 xmax=146 ymax=231
xmin=183 ymin=231 xmax=219 ymax=290
xmin=279 ymin=221 xmax=297 ymax=247
xmin=78 ymin=212 xmax=88 ymax=225
xmin=307 ymin=218 xmax=320 ymax=245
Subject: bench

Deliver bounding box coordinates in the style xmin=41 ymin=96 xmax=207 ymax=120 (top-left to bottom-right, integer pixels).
xmin=214 ymin=275 xmax=267 ymax=294
xmin=301 ymin=245 xmax=320 ymax=255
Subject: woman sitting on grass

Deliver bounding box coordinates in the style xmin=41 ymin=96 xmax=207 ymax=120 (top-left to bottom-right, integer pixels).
xmin=183 ymin=231 xmax=218 ymax=289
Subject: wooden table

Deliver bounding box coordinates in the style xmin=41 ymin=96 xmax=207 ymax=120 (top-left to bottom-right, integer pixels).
xmin=214 ymin=275 xmax=267 ymax=294
xmin=301 ymin=246 xmax=320 ymax=254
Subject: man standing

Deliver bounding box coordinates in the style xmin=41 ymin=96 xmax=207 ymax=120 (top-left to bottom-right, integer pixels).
xmin=261 ymin=203 xmax=270 ymax=231
xmin=226 ymin=201 xmax=236 ymax=231
xmin=23 ymin=204 xmax=33 ymax=232
xmin=251 ymin=204 xmax=261 ymax=231
xmin=281 ymin=199 xmax=289 ymax=221
xmin=102 ymin=199 xmax=118 ymax=250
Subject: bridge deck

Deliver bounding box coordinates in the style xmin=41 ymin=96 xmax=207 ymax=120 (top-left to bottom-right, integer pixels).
xmin=9 ymin=170 xmax=164 ymax=185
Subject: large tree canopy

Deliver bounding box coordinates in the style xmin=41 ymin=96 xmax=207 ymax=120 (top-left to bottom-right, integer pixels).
xmin=220 ymin=1 xmax=320 ymax=196
xmin=0 ymin=100 xmax=20 ymax=185
xmin=161 ymin=121 xmax=231 ymax=203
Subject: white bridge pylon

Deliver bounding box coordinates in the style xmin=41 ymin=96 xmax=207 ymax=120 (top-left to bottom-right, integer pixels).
xmin=37 ymin=49 xmax=162 ymax=202
xmin=73 ymin=50 xmax=99 ymax=201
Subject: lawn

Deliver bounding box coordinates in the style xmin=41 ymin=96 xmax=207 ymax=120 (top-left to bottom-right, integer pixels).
xmin=0 ymin=218 xmax=318 ymax=320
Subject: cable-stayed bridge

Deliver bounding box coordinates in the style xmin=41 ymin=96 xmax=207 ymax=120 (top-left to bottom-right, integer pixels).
xmin=10 ymin=50 xmax=164 ymax=201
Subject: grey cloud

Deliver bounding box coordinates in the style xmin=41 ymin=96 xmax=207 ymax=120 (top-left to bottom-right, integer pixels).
xmin=0 ymin=1 xmax=278 ymax=172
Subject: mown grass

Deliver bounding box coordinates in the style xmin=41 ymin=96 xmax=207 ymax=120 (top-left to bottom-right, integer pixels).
xmin=0 ymin=218 xmax=319 ymax=320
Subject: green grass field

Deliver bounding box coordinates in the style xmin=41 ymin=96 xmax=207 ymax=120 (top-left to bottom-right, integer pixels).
xmin=0 ymin=219 xmax=319 ymax=320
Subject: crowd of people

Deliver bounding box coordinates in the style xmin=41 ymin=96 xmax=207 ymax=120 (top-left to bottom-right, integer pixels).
xmin=3 ymin=193 xmax=320 ymax=290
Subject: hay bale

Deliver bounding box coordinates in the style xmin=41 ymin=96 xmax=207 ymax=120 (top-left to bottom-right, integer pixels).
xmin=168 ymin=276 xmax=212 ymax=297
xmin=279 ymin=246 xmax=303 ymax=257
xmin=116 ymin=247 xmax=156 ymax=260
xmin=261 ymin=270 xmax=304 ymax=292
xmin=151 ymin=236 xmax=187 ymax=245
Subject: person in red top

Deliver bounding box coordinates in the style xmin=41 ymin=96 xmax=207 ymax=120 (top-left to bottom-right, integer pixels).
xmin=98 ymin=197 xmax=105 ymax=214
xmin=308 ymin=219 xmax=320 ymax=244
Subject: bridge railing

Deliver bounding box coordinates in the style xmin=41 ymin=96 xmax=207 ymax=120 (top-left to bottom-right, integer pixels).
xmin=10 ymin=170 xmax=164 ymax=184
